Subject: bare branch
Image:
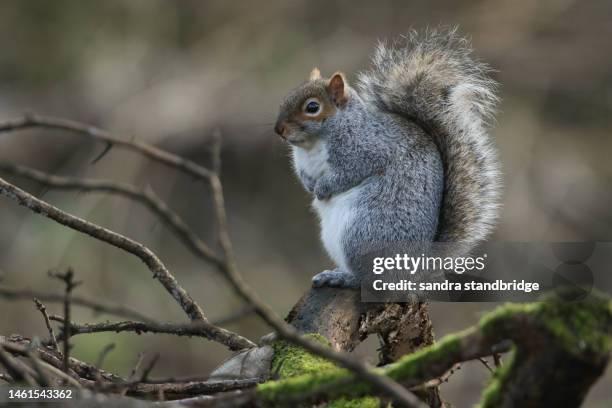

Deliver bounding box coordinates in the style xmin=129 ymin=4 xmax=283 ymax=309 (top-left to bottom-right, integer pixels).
xmin=88 ymin=378 xmax=263 ymax=399
xmin=0 ymin=114 xmax=214 ymax=182
xmin=0 ymin=285 xmax=153 ymax=322
xmin=493 ymin=352 xmax=503 ymax=368
xmin=0 ymin=176 xmax=255 ymax=351
xmin=34 ymin=298 xmax=59 ymax=353
xmin=1 ymin=334 xmax=122 ymax=384
xmin=0 ymin=162 xmax=222 ymax=267
xmin=210 ymin=128 xmax=222 ymax=176
xmin=0 ymin=345 xmax=37 ymax=385
xmin=35 ymin=357 xmax=82 ymax=388
xmin=24 ymin=347 xmax=51 ymax=387
xmin=48 ymin=268 xmax=80 ymax=373
xmin=0 ymin=339 xmax=82 ymax=388
xmin=49 ymin=315 xmax=254 ymax=342
xmin=131 ymin=378 xmax=262 ymax=399
xmin=140 ymin=354 xmax=160 ymax=382
xmin=127 ymin=352 xmax=145 ymax=382
xmin=3 ymin=336 xmax=261 ymax=399
xmin=478 ymin=357 xmax=494 ymax=373
xmin=410 ymin=363 xmax=461 ymax=392
xmin=95 ymin=343 xmax=116 ymax=371
xmin=94 ymin=343 xmax=116 ymax=386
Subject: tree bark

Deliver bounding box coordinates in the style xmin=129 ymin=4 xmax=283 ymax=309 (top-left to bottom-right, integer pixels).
xmin=286 ymin=287 xmax=441 ymax=406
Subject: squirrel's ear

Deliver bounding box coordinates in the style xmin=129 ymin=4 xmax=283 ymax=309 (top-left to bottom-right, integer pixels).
xmin=309 ymin=67 xmax=321 ymax=81
xmin=327 ymin=72 xmax=348 ymax=108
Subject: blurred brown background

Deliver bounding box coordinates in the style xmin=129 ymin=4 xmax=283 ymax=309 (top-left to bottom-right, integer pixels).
xmin=0 ymin=1 xmax=610 ymax=406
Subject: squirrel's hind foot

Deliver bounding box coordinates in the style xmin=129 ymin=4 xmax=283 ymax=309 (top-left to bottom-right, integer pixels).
xmin=312 ymin=268 xmax=359 ymax=289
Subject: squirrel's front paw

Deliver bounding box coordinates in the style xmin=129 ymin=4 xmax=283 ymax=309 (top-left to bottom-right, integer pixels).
xmin=312 ymin=269 xmax=359 ymax=289
xmin=314 ymin=185 xmax=331 ymax=201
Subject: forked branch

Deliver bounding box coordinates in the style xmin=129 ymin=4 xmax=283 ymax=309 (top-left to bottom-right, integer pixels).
xmin=0 ymin=176 xmax=255 ymax=351
xmin=0 ymin=162 xmax=222 ymax=267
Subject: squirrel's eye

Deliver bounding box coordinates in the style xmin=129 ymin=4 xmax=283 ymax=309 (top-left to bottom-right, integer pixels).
xmin=304 ymin=100 xmax=320 ymax=115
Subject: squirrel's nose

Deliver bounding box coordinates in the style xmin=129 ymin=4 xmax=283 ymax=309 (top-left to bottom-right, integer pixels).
xmin=274 ymin=121 xmax=287 ymax=138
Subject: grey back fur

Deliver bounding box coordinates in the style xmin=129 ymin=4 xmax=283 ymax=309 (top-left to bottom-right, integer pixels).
xmin=358 ymin=27 xmax=501 ymax=245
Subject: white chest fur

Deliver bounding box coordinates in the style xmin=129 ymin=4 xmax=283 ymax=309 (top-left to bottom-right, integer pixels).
xmin=291 ymin=142 xmax=358 ymax=273
xmin=292 ymin=141 xmax=329 ymax=181
xmin=312 ymin=189 xmax=359 ymax=272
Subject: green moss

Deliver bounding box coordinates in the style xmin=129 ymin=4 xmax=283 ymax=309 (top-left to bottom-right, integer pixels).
xmin=257 ymin=370 xmax=379 ymax=406
xmin=477 ymin=293 xmax=611 ymax=407
xmin=270 ymin=333 xmax=337 ymax=378
xmin=257 ymin=368 xmax=351 ymax=403
xmin=386 ymin=330 xmax=464 ymax=381
xmin=258 ymin=326 xmax=498 ymax=405
xmin=326 ymin=396 xmax=381 ymax=408
xmin=537 ymin=295 xmax=612 ymax=356
xmin=478 ymin=348 xmax=516 ymax=408
xmin=478 ymin=303 xmax=538 ymax=336
xmin=476 ymin=293 xmax=611 ymax=357
xmin=259 ymin=333 xmax=375 ymax=405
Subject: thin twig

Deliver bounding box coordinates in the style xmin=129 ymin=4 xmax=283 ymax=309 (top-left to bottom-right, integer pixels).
xmin=94 ymin=343 xmax=116 ymax=386
xmin=140 ymin=353 xmax=160 ymax=382
xmin=0 ymin=339 xmax=82 ymax=388
xmin=0 ymin=285 xmax=153 ymax=321
xmin=35 ymin=358 xmax=82 ymax=388
xmin=24 ymin=348 xmax=51 ymax=387
xmin=0 ymin=177 xmax=199 ymax=317
xmin=0 ymin=345 xmax=37 ymax=385
xmin=210 ymin=128 xmax=222 ymax=176
xmin=49 ymin=315 xmax=252 ymax=341
xmin=95 ymin=343 xmax=116 ymax=371
xmin=0 ymin=176 xmax=255 ymax=351
xmin=34 ymin=298 xmax=59 ymax=353
xmin=478 ymin=357 xmax=494 ymax=373
xmin=0 ymin=162 xmax=222 ymax=267
xmin=1 ymin=335 xmax=121 ymax=384
xmin=0 ymin=114 xmax=215 ymax=181
xmin=94 ymin=378 xmax=264 ymax=398
xmin=48 ymin=268 xmax=81 ymax=374
xmin=128 ymin=352 xmax=145 ymax=382
xmin=493 ymin=352 xmax=503 ymax=368
xmin=410 ymin=363 xmax=461 ymax=391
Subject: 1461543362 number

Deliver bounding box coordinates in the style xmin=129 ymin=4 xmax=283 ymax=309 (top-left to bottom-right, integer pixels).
xmin=8 ymin=389 xmax=73 ymax=399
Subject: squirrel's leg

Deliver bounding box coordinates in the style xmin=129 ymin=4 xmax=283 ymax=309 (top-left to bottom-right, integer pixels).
xmin=312 ymin=268 xmax=359 ymax=289
xmin=314 ymin=144 xmax=387 ymax=200
xmin=314 ymin=172 xmax=367 ymax=201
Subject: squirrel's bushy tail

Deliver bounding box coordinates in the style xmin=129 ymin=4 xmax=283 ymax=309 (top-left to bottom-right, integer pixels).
xmin=358 ymin=27 xmax=501 ymax=244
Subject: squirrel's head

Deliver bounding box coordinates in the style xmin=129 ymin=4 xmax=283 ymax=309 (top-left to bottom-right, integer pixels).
xmin=275 ymin=68 xmax=348 ymax=147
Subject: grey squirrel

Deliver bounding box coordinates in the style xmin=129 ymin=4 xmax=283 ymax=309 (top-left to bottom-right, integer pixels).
xmin=274 ymin=28 xmax=501 ymax=289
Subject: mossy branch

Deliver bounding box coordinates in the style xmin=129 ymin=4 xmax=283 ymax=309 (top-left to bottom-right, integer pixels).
xmin=201 ymin=293 xmax=611 ymax=407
